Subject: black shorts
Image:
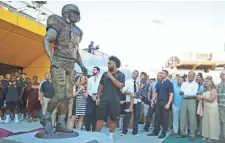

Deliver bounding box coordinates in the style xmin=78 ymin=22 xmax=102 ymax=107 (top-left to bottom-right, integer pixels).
xmin=20 ymin=98 xmax=27 ymax=109
xmin=0 ymin=100 xmax=4 ymax=109
xmin=96 ymin=101 xmax=120 ymax=121
xmin=6 ymin=101 xmax=20 ymax=109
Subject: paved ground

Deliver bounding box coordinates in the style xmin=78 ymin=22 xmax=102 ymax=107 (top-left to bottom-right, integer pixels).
xmin=0 ymin=121 xmax=170 ymax=143
xmin=101 ymin=125 xmax=170 ymax=143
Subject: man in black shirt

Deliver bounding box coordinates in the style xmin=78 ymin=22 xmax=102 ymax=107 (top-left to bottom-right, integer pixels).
xmin=2 ymin=73 xmax=10 ymax=89
xmin=17 ymin=73 xmax=26 ymax=120
xmin=95 ymin=56 xmax=125 ymax=140
xmin=40 ymin=73 xmax=55 ymax=126
xmin=2 ymin=73 xmax=10 ymax=121
xmin=149 ymin=70 xmax=174 ymax=139
xmin=4 ymin=76 xmax=20 ymax=124
xmin=0 ymin=75 xmax=4 ymax=122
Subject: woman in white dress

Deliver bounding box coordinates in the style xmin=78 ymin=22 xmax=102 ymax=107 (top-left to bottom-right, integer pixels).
xmin=196 ymin=76 xmax=220 ymax=142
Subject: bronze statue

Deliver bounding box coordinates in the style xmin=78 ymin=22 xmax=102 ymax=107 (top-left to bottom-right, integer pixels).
xmin=39 ymin=4 xmax=87 ymax=136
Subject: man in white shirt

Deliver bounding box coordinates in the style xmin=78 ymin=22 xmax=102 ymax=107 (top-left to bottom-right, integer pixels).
xmin=178 ymin=71 xmax=198 ymax=141
xmin=86 ymin=67 xmax=101 ymax=132
xmin=121 ymin=70 xmax=141 ymax=136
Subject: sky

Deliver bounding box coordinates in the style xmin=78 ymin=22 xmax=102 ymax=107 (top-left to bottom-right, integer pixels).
xmin=5 ymin=1 xmax=225 ymax=73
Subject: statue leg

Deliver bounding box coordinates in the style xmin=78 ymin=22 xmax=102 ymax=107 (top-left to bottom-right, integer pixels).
xmin=55 ymin=70 xmax=74 ymax=133
xmin=40 ymin=67 xmax=66 ymax=133
xmin=66 ymin=71 xmax=75 ymax=128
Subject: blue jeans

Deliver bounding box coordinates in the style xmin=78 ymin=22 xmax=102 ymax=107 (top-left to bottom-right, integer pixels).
xmin=143 ymin=104 xmax=155 ymax=131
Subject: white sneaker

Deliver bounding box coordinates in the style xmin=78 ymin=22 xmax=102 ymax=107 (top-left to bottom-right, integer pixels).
xmin=20 ymin=115 xmax=24 ymax=121
xmin=14 ymin=118 xmax=19 ymax=123
xmin=109 ymin=135 xmax=113 ymax=140
xmin=4 ymin=115 xmax=10 ymax=124
xmin=14 ymin=114 xmax=19 ymax=123
xmin=0 ymin=118 xmax=4 ymax=123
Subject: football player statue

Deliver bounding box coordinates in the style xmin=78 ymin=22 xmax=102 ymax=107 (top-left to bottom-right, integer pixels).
xmin=40 ymin=4 xmax=88 ymax=134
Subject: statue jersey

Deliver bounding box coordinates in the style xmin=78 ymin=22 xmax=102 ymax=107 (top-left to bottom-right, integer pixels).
xmin=46 ymin=14 xmax=83 ymax=60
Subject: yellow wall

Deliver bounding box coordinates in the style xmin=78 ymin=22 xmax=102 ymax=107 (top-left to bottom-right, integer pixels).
xmin=23 ymin=54 xmax=50 ymax=81
xmin=0 ymin=8 xmax=50 ymax=81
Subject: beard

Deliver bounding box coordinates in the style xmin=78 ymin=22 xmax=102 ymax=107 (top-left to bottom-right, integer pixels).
xmin=108 ymin=66 xmax=114 ymax=72
xmin=108 ymin=69 xmax=113 ymax=72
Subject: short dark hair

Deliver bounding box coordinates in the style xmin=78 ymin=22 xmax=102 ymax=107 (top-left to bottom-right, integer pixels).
xmin=180 ymin=76 xmax=185 ymax=81
xmin=133 ymin=70 xmax=139 ymax=73
xmin=109 ymin=56 xmax=121 ymax=68
xmin=150 ymin=78 xmax=156 ymax=81
xmin=162 ymin=70 xmax=169 ymax=76
xmin=94 ymin=67 xmax=100 ymax=72
xmin=5 ymin=72 xmax=10 ymax=75
xmin=197 ymin=72 xmax=203 ymax=78
xmin=33 ymin=76 xmax=38 ymax=79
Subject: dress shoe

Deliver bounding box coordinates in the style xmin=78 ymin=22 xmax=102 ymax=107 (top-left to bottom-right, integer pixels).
xmin=147 ymin=132 xmax=158 ymax=136
xmin=158 ymin=134 xmax=166 ymax=139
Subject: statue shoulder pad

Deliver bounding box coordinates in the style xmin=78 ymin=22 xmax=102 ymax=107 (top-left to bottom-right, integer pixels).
xmin=46 ymin=14 xmax=63 ymax=32
xmin=74 ymin=25 xmax=83 ymax=41
xmin=77 ymin=27 xmax=83 ymax=38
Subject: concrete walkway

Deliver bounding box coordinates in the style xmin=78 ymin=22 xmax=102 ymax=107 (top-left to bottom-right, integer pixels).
xmin=0 ymin=121 xmax=170 ymax=143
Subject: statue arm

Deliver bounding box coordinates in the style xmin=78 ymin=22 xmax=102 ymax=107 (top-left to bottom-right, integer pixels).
xmin=43 ymin=14 xmax=61 ymax=60
xmin=75 ymin=49 xmax=84 ymax=67
xmin=43 ymin=28 xmax=57 ymax=59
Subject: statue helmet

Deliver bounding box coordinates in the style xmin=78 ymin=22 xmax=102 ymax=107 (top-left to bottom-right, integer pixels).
xmin=61 ymin=4 xmax=80 ymax=21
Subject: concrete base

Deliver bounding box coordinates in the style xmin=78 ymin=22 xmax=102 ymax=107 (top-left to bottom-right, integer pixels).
xmin=0 ymin=121 xmax=170 ymax=143
xmin=35 ymin=130 xmax=79 ymax=139
xmin=0 ymin=121 xmax=41 ymax=133
xmin=0 ymin=130 xmax=113 ymax=143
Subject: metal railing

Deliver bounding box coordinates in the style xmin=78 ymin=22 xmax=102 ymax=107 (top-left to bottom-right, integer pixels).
xmin=0 ymin=1 xmax=51 ymax=26
xmin=82 ymin=48 xmax=109 ymax=60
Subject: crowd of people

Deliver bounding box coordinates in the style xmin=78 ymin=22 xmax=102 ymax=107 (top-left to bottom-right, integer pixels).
xmin=0 ymin=55 xmax=225 ymax=142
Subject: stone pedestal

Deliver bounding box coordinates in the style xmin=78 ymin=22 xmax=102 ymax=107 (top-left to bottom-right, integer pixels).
xmin=0 ymin=130 xmax=113 ymax=143
xmin=35 ymin=130 xmax=79 ymax=139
